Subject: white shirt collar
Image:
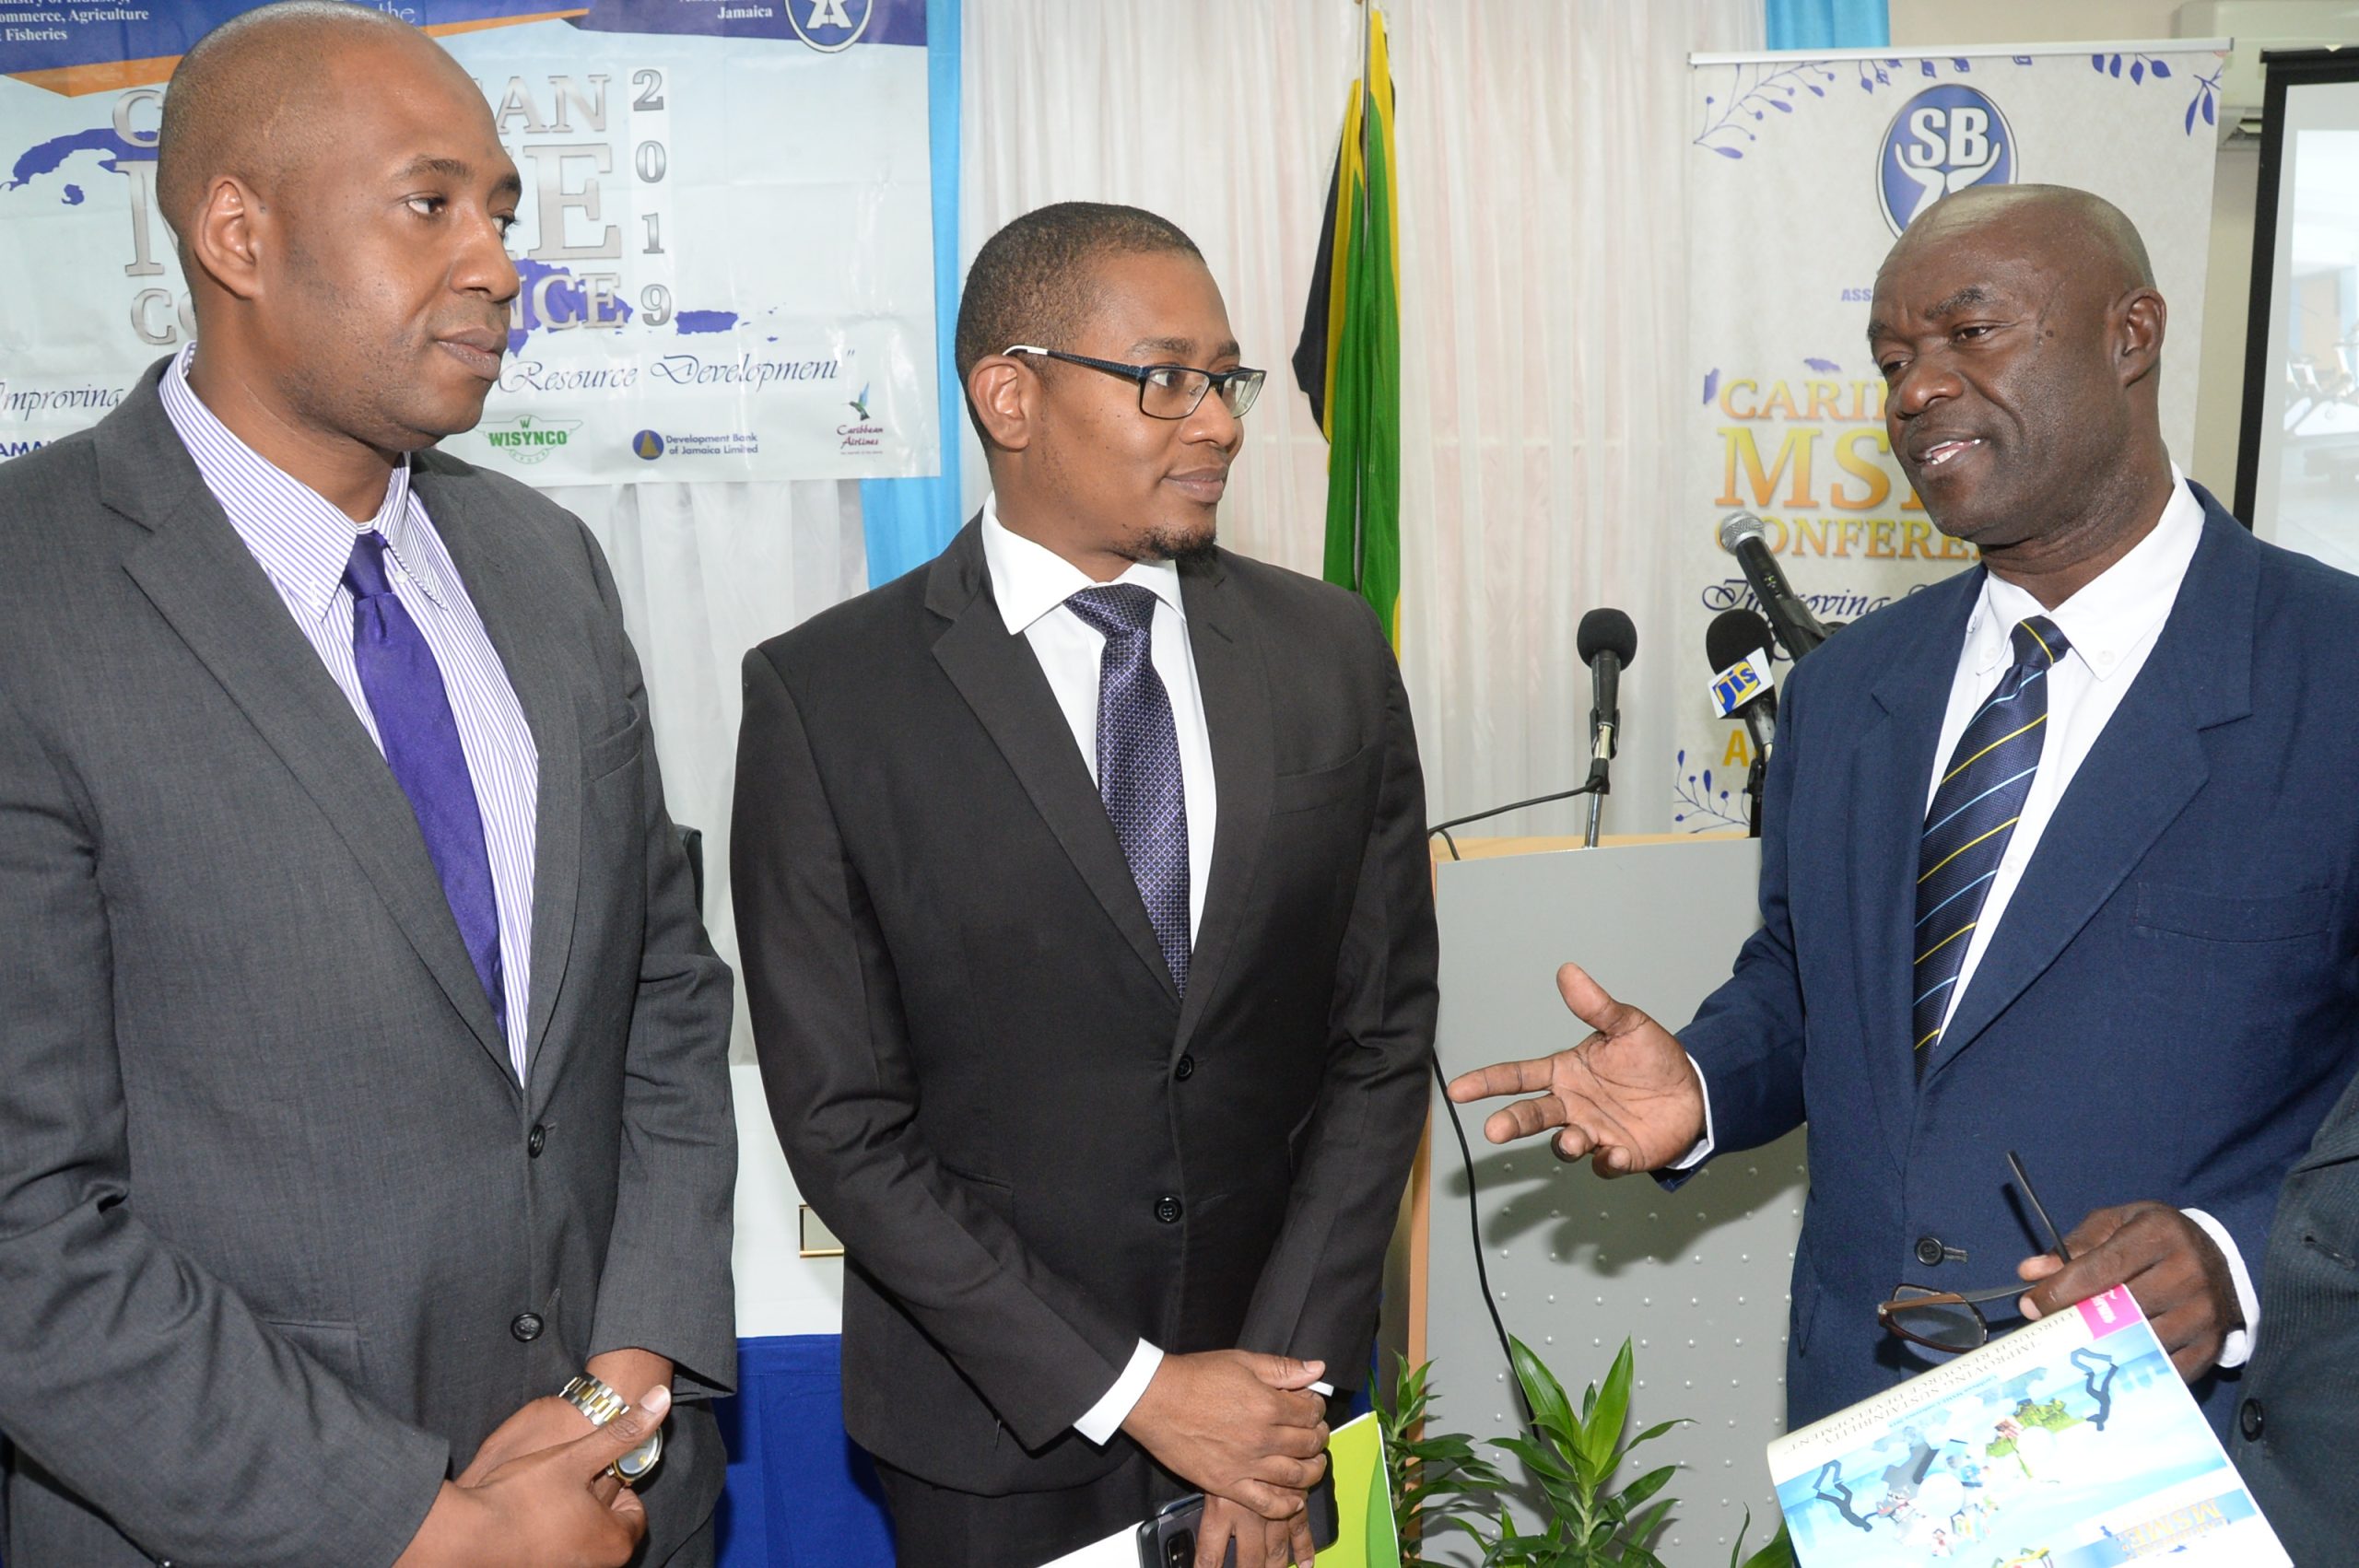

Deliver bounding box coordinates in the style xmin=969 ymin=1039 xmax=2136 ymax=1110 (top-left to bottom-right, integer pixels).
xmin=160 ymin=343 xmax=452 ymax=622
xmin=1969 ymin=464 xmax=2205 ymax=683
xmin=979 ymin=491 xmax=1187 ymax=637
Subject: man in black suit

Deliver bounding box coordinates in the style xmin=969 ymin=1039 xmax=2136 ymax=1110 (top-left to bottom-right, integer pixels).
xmin=733 ymin=202 xmax=1438 ymax=1568
xmin=2232 ymin=1069 xmax=2359 ymax=1564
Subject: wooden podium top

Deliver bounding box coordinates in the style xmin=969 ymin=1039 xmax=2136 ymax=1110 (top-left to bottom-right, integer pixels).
xmin=1430 ymin=830 xmax=1745 ymax=862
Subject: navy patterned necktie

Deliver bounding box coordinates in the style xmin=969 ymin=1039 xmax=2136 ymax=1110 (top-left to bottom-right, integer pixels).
xmin=345 ymin=531 xmax=506 ymax=1035
xmin=1065 ymin=584 xmax=1190 ymax=994
xmin=1912 ymin=614 xmax=2069 ymax=1075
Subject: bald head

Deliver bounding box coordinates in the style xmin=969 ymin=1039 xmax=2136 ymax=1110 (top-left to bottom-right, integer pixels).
xmin=1885 ymin=183 xmax=2155 ymax=298
xmin=1866 ymin=181 xmax=2174 ymax=601
xmin=157 ymin=2 xmax=448 ymax=251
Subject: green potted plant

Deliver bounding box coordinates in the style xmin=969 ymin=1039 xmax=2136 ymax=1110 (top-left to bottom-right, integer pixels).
xmin=1379 ymin=1337 xmax=1793 ymax=1568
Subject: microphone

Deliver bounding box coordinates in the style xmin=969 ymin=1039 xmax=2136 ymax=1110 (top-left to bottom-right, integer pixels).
xmin=1719 ymin=511 xmax=1829 ymax=661
xmin=1577 ymin=608 xmax=1636 ymax=848
xmin=1706 ymin=607 xmax=1778 ymax=838
xmin=1578 ymin=608 xmax=1637 ymax=782
xmin=1705 ymin=607 xmax=1778 ymax=760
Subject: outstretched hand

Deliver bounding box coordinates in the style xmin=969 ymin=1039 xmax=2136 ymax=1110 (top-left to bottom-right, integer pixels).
xmin=1446 ymin=962 xmax=1706 ymax=1177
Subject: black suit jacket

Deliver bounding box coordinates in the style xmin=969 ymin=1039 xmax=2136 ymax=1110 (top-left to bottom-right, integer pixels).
xmin=732 ymin=518 xmax=1438 ymax=1493
xmin=2232 ymin=1066 xmax=2359 ymax=1565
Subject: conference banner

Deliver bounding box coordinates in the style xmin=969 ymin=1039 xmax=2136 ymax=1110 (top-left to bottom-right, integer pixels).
xmin=0 ymin=0 xmax=940 ymax=484
xmin=1670 ymin=41 xmax=2225 ymax=831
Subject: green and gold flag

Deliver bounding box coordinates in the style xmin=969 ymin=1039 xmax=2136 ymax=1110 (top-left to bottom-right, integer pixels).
xmin=1292 ymin=6 xmax=1402 ymax=648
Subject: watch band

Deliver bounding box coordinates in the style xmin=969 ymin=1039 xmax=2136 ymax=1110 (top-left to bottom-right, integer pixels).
xmin=560 ymin=1372 xmax=665 ymax=1485
xmin=561 ymin=1374 xmax=631 ymax=1427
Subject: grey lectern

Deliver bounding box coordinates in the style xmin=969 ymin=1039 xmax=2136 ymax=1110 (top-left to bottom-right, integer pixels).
xmin=1416 ymin=836 xmax=1806 ymax=1564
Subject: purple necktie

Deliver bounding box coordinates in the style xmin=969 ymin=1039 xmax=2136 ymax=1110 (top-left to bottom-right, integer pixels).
xmin=1066 ymin=585 xmax=1190 ymax=994
xmin=345 ymin=531 xmax=505 ymax=1035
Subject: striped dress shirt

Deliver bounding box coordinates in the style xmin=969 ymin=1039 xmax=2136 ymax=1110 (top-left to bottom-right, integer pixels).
xmin=159 ymin=345 xmax=541 ymax=1082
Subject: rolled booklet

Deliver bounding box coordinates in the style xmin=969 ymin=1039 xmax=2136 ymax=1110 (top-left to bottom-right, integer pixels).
xmin=1766 ymin=1284 xmax=2288 ymax=1567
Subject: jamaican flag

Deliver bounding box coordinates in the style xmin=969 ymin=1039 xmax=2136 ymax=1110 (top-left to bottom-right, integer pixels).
xmin=1292 ymin=5 xmax=1401 ymax=648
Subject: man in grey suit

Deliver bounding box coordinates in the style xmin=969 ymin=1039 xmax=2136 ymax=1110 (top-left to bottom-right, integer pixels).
xmin=2232 ymin=1070 xmax=2359 ymax=1564
xmin=0 ymin=6 xmax=734 ymax=1565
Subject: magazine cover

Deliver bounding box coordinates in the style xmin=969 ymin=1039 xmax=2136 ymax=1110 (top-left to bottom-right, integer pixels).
xmin=1766 ymin=1285 xmax=2288 ymax=1567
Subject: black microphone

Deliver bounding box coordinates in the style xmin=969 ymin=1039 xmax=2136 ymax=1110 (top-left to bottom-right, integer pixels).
xmin=1719 ymin=510 xmax=1829 ymax=661
xmin=1578 ymin=607 xmax=1637 ymax=785
xmin=1706 ymin=607 xmax=1777 ymax=838
xmin=1705 ymin=607 xmax=1778 ymax=759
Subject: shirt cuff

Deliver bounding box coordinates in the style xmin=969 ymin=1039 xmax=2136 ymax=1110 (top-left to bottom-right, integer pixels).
xmin=1074 ymin=1340 xmax=1164 ymax=1445
xmin=1668 ymin=1052 xmax=1717 ymax=1171
xmin=2181 ymin=1209 xmax=2259 ymax=1370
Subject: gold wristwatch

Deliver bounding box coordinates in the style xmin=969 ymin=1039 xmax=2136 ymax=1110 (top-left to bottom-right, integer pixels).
xmin=560 ymin=1373 xmax=664 ymax=1485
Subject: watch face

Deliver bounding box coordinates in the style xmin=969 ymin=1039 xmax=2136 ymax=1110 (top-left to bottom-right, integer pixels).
xmin=614 ymin=1428 xmax=663 ymax=1484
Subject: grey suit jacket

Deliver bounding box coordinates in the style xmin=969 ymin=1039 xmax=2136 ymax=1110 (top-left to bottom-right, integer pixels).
xmin=2233 ymin=1064 xmax=2359 ymax=1566
xmin=0 ymin=362 xmax=736 ymax=1567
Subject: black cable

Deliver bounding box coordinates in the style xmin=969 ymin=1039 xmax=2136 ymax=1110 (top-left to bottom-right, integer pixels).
xmin=1428 ymin=1047 xmax=1532 ymax=1425
xmin=1426 ymin=780 xmax=1602 ymax=861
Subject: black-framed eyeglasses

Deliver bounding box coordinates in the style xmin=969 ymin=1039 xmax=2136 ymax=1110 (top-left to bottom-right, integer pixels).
xmin=1876 ymin=1150 xmax=2072 ymax=1355
xmin=1001 ymin=344 xmax=1266 ymax=420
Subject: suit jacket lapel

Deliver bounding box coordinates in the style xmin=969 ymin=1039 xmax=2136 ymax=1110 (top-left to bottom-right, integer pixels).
xmin=1928 ymin=505 xmax=2255 ymax=1076
xmin=1850 ymin=571 xmax=1979 ymax=1172
xmin=1172 ymin=554 xmax=1273 ymax=1058
xmin=102 ymin=383 xmax=514 ymax=1086
xmin=413 ymin=460 xmax=581 ymax=1095
xmin=927 ymin=522 xmax=1180 ymax=1006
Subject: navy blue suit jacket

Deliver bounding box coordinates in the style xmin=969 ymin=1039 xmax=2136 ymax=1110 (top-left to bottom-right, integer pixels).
xmin=1680 ymin=484 xmax=2359 ymax=1436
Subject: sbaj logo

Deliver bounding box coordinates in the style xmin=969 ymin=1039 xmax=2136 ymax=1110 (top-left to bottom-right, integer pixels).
xmin=1878 ymin=84 xmax=2014 ymax=235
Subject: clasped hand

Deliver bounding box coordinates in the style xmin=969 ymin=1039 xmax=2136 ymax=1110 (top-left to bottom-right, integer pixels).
xmin=1122 ymin=1349 xmax=1331 ymax=1568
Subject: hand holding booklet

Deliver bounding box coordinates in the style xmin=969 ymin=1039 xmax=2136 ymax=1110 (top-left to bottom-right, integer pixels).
xmin=1768 ymin=1284 xmax=2289 ymax=1567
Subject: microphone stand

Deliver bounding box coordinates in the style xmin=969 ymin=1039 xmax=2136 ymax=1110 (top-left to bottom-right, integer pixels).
xmin=1583 ymin=762 xmax=1609 ymax=848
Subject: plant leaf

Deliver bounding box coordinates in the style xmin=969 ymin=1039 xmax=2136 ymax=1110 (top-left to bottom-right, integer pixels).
xmin=1627 ymin=1418 xmax=1687 ymax=1450
xmin=1510 ymin=1337 xmax=1579 ymax=1445
xmin=1575 ymin=1340 xmax=1636 ymax=1477
xmin=2152 ymin=58 xmax=2173 ymax=77
xmin=1615 ymin=1463 xmax=1679 ymax=1511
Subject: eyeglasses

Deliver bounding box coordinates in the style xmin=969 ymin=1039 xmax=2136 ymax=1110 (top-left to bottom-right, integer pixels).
xmin=1001 ymin=345 xmax=1267 ymax=420
xmin=1876 ymin=1150 xmax=2072 ymax=1355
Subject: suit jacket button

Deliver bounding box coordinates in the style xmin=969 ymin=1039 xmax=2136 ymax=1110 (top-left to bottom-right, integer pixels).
xmin=1155 ymin=1195 xmax=1183 ymax=1224
xmin=2239 ymin=1398 xmax=2264 ymax=1440
xmin=528 ymin=1124 xmax=547 ymax=1158
xmin=511 ymin=1312 xmax=545 ymax=1342
xmin=1914 ymin=1235 xmax=1947 ymax=1268
xmin=1174 ymin=1054 xmax=1195 ymax=1082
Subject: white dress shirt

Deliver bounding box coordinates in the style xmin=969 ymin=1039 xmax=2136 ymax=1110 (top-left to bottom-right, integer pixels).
xmin=977 ymin=496 xmax=1215 ymax=1444
xmin=1682 ymin=469 xmax=2259 ymax=1366
xmin=159 ymin=345 xmax=541 ymax=1082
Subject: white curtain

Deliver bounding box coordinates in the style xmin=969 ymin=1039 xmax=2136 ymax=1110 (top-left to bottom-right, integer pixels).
xmin=961 ymin=0 xmax=1764 ymax=843
xmin=548 ymin=480 xmax=866 ymax=1063
xmin=563 ymin=0 xmax=1768 ymax=1062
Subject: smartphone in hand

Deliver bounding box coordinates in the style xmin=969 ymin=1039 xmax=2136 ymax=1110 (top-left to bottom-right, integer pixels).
xmin=1135 ymin=1470 xmax=1341 ymax=1568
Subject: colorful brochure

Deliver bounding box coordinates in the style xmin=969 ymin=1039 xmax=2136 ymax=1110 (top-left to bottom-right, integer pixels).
xmin=1767 ymin=1285 xmax=2288 ymax=1567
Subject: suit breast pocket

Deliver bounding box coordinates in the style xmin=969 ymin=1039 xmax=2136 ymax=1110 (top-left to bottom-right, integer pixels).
xmin=1270 ymin=742 xmax=1379 ymax=817
xmin=581 ymin=712 xmax=645 ymax=786
xmin=264 ymin=1318 xmax=367 ymax=1388
xmin=2131 ymin=883 xmax=2332 ymax=943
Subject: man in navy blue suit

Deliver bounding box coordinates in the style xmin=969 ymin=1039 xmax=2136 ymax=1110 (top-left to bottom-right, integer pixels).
xmin=1451 ymin=184 xmax=2359 ymax=1438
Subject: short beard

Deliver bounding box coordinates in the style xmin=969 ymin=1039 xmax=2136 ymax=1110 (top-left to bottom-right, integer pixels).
xmin=1133 ymin=521 xmax=1219 ymax=567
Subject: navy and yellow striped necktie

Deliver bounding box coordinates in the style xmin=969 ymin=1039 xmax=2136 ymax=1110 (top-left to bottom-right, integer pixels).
xmin=1913 ymin=615 xmax=2069 ymax=1074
